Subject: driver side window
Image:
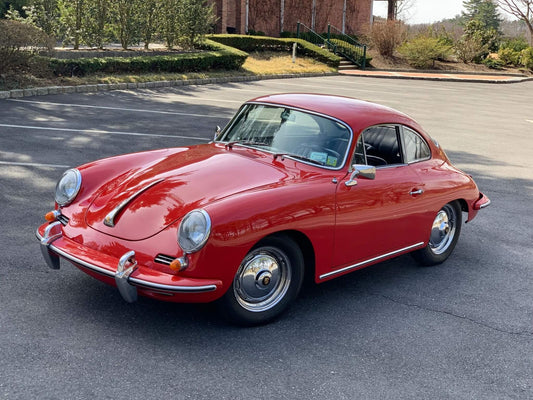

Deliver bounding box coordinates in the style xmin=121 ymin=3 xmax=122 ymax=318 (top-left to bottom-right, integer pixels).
xmin=352 ymin=125 xmax=402 ymax=167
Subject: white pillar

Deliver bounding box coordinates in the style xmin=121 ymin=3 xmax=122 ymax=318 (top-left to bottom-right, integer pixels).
xmin=245 ymin=0 xmax=249 ymax=33
xmin=311 ymin=0 xmax=316 ymax=30
xmin=281 ymin=0 xmax=285 ymax=32
xmin=342 ymin=0 xmax=347 ymax=33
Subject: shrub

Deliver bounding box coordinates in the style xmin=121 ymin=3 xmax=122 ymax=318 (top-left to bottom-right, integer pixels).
xmin=500 ymin=37 xmax=529 ymax=53
xmin=454 ymin=35 xmax=489 ymax=63
xmin=0 ymin=19 xmax=54 ymax=74
xmin=398 ymin=36 xmax=452 ymax=68
xmin=520 ymin=47 xmax=533 ymax=70
xmin=481 ymin=57 xmax=505 ymax=69
xmin=498 ymin=47 xmax=521 ymax=66
xmin=48 ymin=39 xmax=247 ymax=76
xmin=208 ymin=34 xmax=341 ymax=67
xmin=369 ymin=20 xmax=407 ymax=57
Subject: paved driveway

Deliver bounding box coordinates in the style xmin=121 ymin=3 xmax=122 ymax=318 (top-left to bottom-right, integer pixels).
xmin=1 ymin=76 xmax=532 ymax=399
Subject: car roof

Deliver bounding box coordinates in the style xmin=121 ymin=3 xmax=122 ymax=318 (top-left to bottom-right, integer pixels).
xmin=247 ymin=93 xmax=424 ymax=134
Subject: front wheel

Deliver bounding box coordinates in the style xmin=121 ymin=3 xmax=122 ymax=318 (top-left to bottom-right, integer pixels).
xmin=218 ymin=235 xmax=304 ymax=325
xmin=412 ymin=201 xmax=462 ymax=266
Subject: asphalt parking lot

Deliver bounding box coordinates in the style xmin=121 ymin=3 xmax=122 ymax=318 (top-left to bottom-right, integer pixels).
xmin=1 ymin=76 xmax=532 ymax=399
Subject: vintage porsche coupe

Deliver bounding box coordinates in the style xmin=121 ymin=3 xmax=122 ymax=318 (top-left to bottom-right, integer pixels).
xmin=37 ymin=94 xmax=490 ymax=324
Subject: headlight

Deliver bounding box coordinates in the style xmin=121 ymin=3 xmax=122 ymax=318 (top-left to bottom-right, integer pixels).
xmin=55 ymin=169 xmax=82 ymax=206
xmin=178 ymin=209 xmax=211 ymax=253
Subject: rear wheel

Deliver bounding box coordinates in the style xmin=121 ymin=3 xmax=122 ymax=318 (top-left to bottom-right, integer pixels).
xmin=218 ymin=235 xmax=304 ymax=325
xmin=413 ymin=201 xmax=462 ymax=266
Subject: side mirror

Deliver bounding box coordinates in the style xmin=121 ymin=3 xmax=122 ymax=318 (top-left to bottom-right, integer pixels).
xmin=214 ymin=125 xmax=221 ymax=140
xmin=345 ymin=164 xmax=376 ymax=187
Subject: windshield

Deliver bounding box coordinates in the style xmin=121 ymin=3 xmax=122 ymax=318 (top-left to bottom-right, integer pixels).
xmin=218 ymin=104 xmax=352 ymax=169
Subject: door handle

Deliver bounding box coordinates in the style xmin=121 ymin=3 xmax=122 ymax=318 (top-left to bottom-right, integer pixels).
xmin=409 ymin=189 xmax=424 ymax=196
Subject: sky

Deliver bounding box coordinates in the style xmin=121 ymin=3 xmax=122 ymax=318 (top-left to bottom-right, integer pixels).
xmin=373 ymin=0 xmax=499 ymax=25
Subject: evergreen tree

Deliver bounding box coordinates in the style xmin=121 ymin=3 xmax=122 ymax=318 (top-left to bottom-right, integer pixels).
xmin=177 ymin=0 xmax=216 ymax=49
xmin=139 ymin=0 xmax=161 ymax=50
xmin=58 ymin=0 xmax=84 ymax=49
xmin=462 ymin=0 xmax=502 ymax=51
xmin=83 ymin=0 xmax=111 ymax=49
xmin=1 ymin=1 xmax=30 ymax=19
xmin=159 ymin=0 xmax=179 ymax=49
xmin=462 ymin=0 xmax=502 ymax=31
xmin=29 ymin=0 xmax=58 ymax=36
xmin=113 ymin=0 xmax=141 ymax=49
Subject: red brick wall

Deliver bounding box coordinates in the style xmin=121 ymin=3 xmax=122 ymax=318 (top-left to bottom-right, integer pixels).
xmin=214 ymin=0 xmax=372 ymax=36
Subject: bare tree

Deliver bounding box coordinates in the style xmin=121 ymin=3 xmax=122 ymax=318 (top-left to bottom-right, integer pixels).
xmin=396 ymin=0 xmax=415 ymax=21
xmin=493 ymin=0 xmax=533 ymax=44
xmin=381 ymin=0 xmax=415 ymax=22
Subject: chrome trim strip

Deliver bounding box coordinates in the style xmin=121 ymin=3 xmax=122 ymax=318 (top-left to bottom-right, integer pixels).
xmin=479 ymin=199 xmax=491 ymax=209
xmin=319 ymin=242 xmax=425 ymax=280
xmin=104 ymin=178 xmax=164 ymax=227
xmin=36 ymin=230 xmax=217 ymax=293
xmin=129 ymin=278 xmax=217 ymax=293
xmin=51 ymin=243 xmax=116 ymax=277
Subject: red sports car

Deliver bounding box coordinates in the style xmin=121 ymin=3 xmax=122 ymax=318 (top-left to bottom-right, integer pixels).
xmin=37 ymin=94 xmax=490 ymax=325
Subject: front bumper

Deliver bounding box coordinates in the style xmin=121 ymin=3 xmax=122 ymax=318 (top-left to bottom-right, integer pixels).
xmin=473 ymin=192 xmax=491 ymax=210
xmin=37 ymin=222 xmax=221 ymax=303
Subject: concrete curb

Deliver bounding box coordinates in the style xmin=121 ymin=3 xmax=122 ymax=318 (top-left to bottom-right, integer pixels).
xmin=2 ymin=69 xmax=531 ymax=99
xmin=338 ymin=70 xmax=533 ymax=84
xmin=0 ymin=72 xmax=337 ymax=100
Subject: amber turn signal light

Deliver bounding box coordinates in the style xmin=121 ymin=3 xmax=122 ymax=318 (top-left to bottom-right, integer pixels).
xmin=45 ymin=210 xmax=60 ymax=222
xmin=169 ymin=256 xmax=189 ymax=272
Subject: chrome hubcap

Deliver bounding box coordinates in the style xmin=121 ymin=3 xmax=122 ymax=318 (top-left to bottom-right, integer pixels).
xmin=234 ymin=248 xmax=291 ymax=312
xmin=429 ymin=205 xmax=456 ymax=255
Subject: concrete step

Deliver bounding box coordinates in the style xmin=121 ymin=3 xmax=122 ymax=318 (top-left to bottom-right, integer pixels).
xmin=338 ymin=60 xmax=357 ymax=70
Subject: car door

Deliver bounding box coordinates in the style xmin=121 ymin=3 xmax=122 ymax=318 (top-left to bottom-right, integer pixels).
xmin=330 ymin=125 xmax=427 ymax=275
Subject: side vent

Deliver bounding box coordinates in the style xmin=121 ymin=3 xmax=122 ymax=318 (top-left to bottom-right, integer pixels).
xmin=58 ymin=215 xmax=70 ymax=226
xmin=154 ymin=254 xmax=175 ymax=266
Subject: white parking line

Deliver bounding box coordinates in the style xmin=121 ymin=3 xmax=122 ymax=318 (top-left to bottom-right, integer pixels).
xmin=0 ymin=123 xmax=210 ymax=141
xmin=7 ymin=99 xmax=230 ymax=118
xmin=0 ymin=160 xmax=70 ymax=168
xmin=527 ymin=120 xmax=533 ymax=124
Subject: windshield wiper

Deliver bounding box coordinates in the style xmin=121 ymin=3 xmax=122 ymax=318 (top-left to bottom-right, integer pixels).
xmin=225 ymin=140 xmax=270 ymax=149
xmin=272 ymin=153 xmax=325 ymax=166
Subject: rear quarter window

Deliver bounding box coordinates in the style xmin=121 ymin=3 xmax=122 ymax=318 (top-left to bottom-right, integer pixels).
xmin=402 ymin=127 xmax=431 ymax=163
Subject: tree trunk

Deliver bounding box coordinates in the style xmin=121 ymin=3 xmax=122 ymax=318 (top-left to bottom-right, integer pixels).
xmin=387 ymin=0 xmax=396 ymax=20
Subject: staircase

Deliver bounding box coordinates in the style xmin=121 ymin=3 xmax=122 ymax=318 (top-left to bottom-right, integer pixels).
xmin=338 ymin=58 xmax=358 ymax=71
xmin=296 ymin=22 xmax=367 ymax=69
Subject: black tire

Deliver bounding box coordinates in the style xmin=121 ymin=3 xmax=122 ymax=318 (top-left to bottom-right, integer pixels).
xmin=218 ymin=235 xmax=304 ymax=326
xmin=412 ymin=201 xmax=462 ymax=266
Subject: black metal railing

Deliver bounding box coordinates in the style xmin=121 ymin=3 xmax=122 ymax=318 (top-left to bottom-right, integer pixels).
xmin=327 ymin=24 xmax=367 ymax=69
xmin=296 ymin=22 xmax=337 ymax=54
xmin=296 ymin=22 xmax=367 ymax=69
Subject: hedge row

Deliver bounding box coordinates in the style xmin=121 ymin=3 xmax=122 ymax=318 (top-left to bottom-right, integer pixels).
xmin=48 ymin=40 xmax=247 ymax=76
xmin=207 ymin=34 xmax=341 ymax=67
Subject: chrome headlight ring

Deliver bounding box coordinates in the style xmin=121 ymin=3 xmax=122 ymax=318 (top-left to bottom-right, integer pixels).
xmin=178 ymin=209 xmax=211 ymax=253
xmin=55 ymin=169 xmax=82 ymax=207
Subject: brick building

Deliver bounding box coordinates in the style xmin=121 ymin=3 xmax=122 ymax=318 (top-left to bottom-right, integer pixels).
xmin=213 ymin=0 xmax=381 ymax=36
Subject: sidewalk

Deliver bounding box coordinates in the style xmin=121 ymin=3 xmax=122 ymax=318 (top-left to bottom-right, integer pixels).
xmin=339 ymin=69 xmax=533 ymax=83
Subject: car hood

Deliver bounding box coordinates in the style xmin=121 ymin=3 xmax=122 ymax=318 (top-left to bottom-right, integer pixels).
xmin=85 ymin=144 xmax=290 ymax=240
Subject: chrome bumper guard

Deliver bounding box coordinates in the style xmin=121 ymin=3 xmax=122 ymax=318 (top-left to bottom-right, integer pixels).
xmin=40 ymin=222 xmax=62 ymax=270
xmin=36 ymin=226 xmax=217 ymax=303
xmin=115 ymin=251 xmax=139 ymax=303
